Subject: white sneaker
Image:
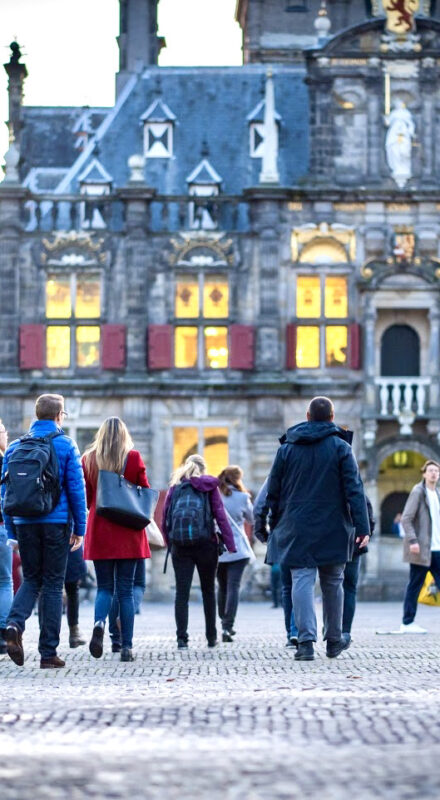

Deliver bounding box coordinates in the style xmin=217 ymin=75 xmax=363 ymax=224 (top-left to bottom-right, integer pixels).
xmin=399 ymin=622 xmax=428 ymax=634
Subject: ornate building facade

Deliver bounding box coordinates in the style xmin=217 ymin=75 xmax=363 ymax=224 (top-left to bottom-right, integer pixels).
xmin=2 ymin=0 xmax=440 ymax=596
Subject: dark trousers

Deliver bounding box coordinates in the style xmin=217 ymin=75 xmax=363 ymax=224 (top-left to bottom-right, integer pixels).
xmin=109 ymin=559 xmax=146 ymax=644
xmin=403 ymin=550 xmax=440 ymax=624
xmin=342 ymin=558 xmax=361 ymax=634
xmin=171 ymin=540 xmax=218 ymax=643
xmin=7 ymin=523 xmax=70 ymax=659
xmin=270 ymin=563 xmax=282 ymax=607
xmin=94 ymin=559 xmax=137 ymax=649
xmin=64 ymin=581 xmax=80 ymax=628
xmin=280 ymin=563 xmax=298 ymax=639
xmin=217 ymin=558 xmax=249 ymax=631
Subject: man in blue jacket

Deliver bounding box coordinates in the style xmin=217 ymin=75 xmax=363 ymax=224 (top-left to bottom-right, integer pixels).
xmin=0 ymin=394 xmax=87 ymax=668
xmin=266 ymin=396 xmax=370 ymax=661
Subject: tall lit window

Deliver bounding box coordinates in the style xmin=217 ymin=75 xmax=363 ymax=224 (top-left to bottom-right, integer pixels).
xmin=292 ymin=275 xmax=349 ymax=369
xmin=174 ymin=273 xmax=229 ymax=369
xmin=45 ymin=273 xmax=101 ymax=368
xmin=173 ymin=427 xmax=229 ymax=475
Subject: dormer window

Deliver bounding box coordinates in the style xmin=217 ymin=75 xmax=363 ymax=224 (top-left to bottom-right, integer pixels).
xmin=186 ymin=159 xmax=222 ymax=230
xmin=78 ymin=159 xmax=112 ymax=230
xmin=141 ymin=99 xmax=176 ymax=159
xmin=247 ymin=99 xmax=281 ymax=159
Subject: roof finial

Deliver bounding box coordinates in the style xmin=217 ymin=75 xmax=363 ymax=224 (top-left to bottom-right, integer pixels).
xmin=259 ymin=68 xmax=280 ymax=185
xmin=314 ymin=0 xmax=331 ymax=44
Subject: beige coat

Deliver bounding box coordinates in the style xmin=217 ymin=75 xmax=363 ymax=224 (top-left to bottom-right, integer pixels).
xmin=401 ymin=480 xmax=440 ymax=566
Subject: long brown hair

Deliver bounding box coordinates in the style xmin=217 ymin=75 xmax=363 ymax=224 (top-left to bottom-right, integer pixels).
xmin=83 ymin=417 xmax=133 ymax=482
xmin=218 ymin=465 xmax=249 ymax=496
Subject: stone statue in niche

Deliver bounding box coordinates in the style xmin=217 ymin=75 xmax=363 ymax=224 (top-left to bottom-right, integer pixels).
xmin=385 ymin=100 xmax=415 ymax=188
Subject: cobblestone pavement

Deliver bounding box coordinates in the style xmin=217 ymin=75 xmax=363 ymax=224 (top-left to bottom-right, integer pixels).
xmin=1 ymin=600 xmax=440 ymax=799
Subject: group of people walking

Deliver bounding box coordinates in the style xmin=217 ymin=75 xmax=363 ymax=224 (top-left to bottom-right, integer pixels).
xmin=0 ymin=392 xmax=439 ymax=668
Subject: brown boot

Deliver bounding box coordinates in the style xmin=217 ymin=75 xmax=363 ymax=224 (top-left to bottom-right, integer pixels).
xmin=40 ymin=655 xmax=66 ymax=669
xmin=5 ymin=625 xmax=24 ymax=666
xmin=69 ymin=625 xmax=86 ymax=648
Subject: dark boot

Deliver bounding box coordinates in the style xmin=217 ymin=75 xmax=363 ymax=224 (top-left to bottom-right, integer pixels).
xmin=120 ymin=648 xmax=134 ymax=662
xmin=40 ymin=655 xmax=65 ymax=669
xmin=294 ymin=641 xmax=315 ymax=661
xmin=69 ymin=625 xmax=86 ymax=648
xmin=326 ymin=637 xmax=351 ymax=658
xmin=0 ymin=628 xmax=7 ymax=655
xmin=5 ymin=625 xmax=24 ymax=667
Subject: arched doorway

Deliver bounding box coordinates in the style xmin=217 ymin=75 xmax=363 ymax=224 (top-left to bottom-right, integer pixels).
xmin=381 ymin=324 xmax=420 ymax=377
xmin=380 ymin=491 xmax=409 ymax=537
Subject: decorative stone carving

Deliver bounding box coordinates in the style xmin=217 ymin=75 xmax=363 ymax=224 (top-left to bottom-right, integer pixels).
xmin=385 ymin=100 xmax=415 ymax=188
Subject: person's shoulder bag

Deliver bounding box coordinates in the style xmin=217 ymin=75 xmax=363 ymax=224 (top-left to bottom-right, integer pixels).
xmin=96 ymin=453 xmax=158 ymax=530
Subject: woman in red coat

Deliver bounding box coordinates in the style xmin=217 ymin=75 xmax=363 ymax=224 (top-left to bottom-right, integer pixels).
xmin=82 ymin=417 xmax=150 ymax=662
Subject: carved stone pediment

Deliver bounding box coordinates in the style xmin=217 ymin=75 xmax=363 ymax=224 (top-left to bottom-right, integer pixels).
xmin=168 ymin=233 xmax=235 ymax=267
xmin=360 ymin=257 xmax=440 ymax=287
xmin=34 ymin=231 xmax=113 ymax=269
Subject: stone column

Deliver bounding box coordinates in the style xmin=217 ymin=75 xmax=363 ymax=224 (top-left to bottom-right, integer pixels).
xmin=428 ymin=301 xmax=440 ymax=411
xmin=420 ymin=60 xmax=436 ymax=184
xmin=366 ymin=73 xmax=382 ymax=180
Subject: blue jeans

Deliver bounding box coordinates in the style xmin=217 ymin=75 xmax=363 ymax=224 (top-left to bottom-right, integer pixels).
xmin=402 ymin=550 xmax=440 ymax=624
xmin=280 ymin=563 xmax=298 ymax=640
xmin=7 ymin=523 xmax=70 ymax=658
xmin=0 ymin=526 xmax=13 ymax=629
xmin=342 ymin=558 xmax=361 ymax=634
xmin=109 ymin=559 xmax=146 ymax=644
xmin=291 ymin=564 xmax=345 ymax=644
xmin=94 ymin=559 xmax=137 ymax=649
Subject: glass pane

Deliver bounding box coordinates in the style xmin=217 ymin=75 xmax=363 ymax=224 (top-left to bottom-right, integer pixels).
xmin=76 ymin=326 xmax=100 ymax=368
xmin=203 ymin=276 xmax=229 ymax=318
xmin=76 ymin=275 xmax=101 ymax=318
xmin=175 ymin=276 xmax=199 ymax=318
xmin=175 ymin=326 xmax=198 ymax=368
xmin=46 ymin=326 xmax=70 ymax=368
xmin=173 ymin=427 xmax=198 ymax=471
xmin=204 ymin=427 xmax=228 ymax=477
xmin=326 ymin=326 xmax=348 ymax=367
xmin=325 ymin=277 xmax=348 ymax=318
xmin=204 ymin=326 xmax=228 ymax=369
xmin=296 ymin=326 xmax=320 ymax=368
xmin=46 ymin=275 xmax=71 ymax=318
xmin=296 ymin=276 xmax=321 ymax=318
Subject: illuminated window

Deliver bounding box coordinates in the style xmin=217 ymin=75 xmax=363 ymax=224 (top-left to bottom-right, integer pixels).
xmin=297 ymin=327 xmax=320 ymax=368
xmin=174 ymin=272 xmax=229 ymax=369
xmin=47 ymin=326 xmax=70 ymax=368
xmin=297 ymin=276 xmax=321 ymax=318
xmin=45 ymin=273 xmax=102 ymax=369
xmin=325 ymin=277 xmax=347 ymax=318
xmin=173 ymin=427 xmax=229 ymax=475
xmin=204 ymin=327 xmax=228 ymax=369
xmin=293 ymin=274 xmax=350 ymax=369
xmin=175 ymin=327 xmax=198 ymax=368
xmin=325 ymin=326 xmax=348 ymax=367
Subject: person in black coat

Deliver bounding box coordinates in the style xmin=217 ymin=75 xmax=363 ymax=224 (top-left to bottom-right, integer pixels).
xmin=266 ymin=396 xmax=370 ymax=661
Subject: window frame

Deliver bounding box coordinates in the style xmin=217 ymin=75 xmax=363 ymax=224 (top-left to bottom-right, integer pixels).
xmin=44 ymin=269 xmax=104 ymax=372
xmin=172 ymin=423 xmax=229 ymax=474
xmin=173 ymin=269 xmax=230 ymax=371
xmin=143 ymin=121 xmax=173 ymax=159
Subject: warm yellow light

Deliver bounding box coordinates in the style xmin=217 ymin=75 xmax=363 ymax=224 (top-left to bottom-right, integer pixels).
xmin=76 ymin=276 xmax=101 ymax=318
xmin=173 ymin=427 xmax=198 ymax=470
xmin=46 ymin=326 xmax=70 ymax=368
xmin=296 ymin=326 xmax=320 ymax=368
xmin=326 ymin=326 xmax=348 ymax=367
xmin=204 ymin=427 xmax=228 ymax=476
xmin=204 ymin=327 xmax=228 ymax=368
xmin=297 ymin=276 xmax=321 ymax=318
xmin=325 ymin=277 xmax=348 ymax=318
xmin=175 ymin=277 xmax=199 ymax=318
xmin=76 ymin=326 xmax=100 ymax=367
xmin=46 ymin=275 xmax=72 ymax=319
xmin=175 ymin=327 xmax=198 ymax=368
xmin=203 ymin=277 xmax=228 ymax=318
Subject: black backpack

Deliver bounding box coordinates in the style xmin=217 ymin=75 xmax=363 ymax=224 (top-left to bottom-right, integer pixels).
xmin=166 ymin=482 xmax=214 ymax=546
xmin=2 ymin=432 xmax=62 ymax=518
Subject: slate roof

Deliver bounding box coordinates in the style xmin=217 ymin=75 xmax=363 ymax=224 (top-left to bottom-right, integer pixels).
xmin=20 ymin=65 xmax=309 ymax=194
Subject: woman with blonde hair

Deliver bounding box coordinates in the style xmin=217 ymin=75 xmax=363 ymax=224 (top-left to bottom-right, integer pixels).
xmin=162 ymin=454 xmax=235 ymax=649
xmin=217 ymin=466 xmax=255 ymax=642
xmin=82 ymin=417 xmax=151 ymax=662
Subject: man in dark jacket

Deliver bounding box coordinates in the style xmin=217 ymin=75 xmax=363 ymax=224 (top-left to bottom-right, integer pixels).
xmin=266 ymin=396 xmax=370 ymax=661
xmin=0 ymin=394 xmax=86 ymax=669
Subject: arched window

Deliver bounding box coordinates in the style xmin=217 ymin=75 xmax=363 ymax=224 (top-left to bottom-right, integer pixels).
xmin=380 ymin=491 xmax=409 ymax=537
xmin=381 ymin=324 xmax=420 ymax=377
xmin=298 ymin=238 xmax=348 ymax=264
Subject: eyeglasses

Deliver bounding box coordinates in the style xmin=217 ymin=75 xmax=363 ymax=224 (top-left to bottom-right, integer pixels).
xmin=61 ymin=411 xmax=68 ymax=418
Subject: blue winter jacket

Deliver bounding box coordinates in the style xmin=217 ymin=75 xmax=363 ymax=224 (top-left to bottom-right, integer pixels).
xmin=0 ymin=419 xmax=87 ymax=539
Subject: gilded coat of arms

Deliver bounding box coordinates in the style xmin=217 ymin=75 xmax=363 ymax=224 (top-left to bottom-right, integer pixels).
xmin=384 ymin=0 xmax=419 ymax=34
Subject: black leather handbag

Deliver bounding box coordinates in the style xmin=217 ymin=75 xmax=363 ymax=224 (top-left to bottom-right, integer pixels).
xmin=96 ymin=469 xmax=159 ymax=530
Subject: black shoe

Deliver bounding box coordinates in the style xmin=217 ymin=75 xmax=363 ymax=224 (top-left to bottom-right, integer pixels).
xmin=207 ymin=639 xmax=218 ymax=648
xmin=222 ymin=630 xmax=234 ymax=643
xmin=0 ymin=629 xmax=7 ymax=655
xmin=89 ymin=623 xmax=105 ymax=659
xmin=286 ymin=636 xmax=298 ymax=648
xmin=40 ymin=655 xmax=65 ymax=669
xmin=120 ymin=648 xmax=134 ymax=662
xmin=5 ymin=625 xmax=24 ymax=667
xmin=177 ymin=638 xmax=188 ymax=649
xmin=294 ymin=641 xmax=315 ymax=661
xmin=111 ymin=642 xmax=122 ymax=653
xmin=230 ymin=629 xmax=236 ymax=636
xmin=326 ymin=636 xmax=351 ymax=659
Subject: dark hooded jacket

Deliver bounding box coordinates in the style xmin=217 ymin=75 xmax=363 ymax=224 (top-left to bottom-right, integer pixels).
xmin=266 ymin=421 xmax=369 ymax=568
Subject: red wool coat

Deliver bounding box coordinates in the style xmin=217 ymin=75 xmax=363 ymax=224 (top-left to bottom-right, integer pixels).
xmin=82 ymin=450 xmax=151 ymax=561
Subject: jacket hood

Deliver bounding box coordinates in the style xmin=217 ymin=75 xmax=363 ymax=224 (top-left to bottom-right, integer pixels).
xmin=29 ymin=419 xmax=63 ymax=436
xmin=188 ymin=475 xmax=220 ymax=492
xmin=279 ymin=421 xmax=354 ymax=446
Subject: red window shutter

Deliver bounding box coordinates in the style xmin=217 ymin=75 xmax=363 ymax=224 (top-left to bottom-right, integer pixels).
xmin=148 ymin=324 xmax=173 ymax=369
xmin=101 ymin=325 xmax=126 ymax=370
xmin=286 ymin=324 xmax=297 ymax=369
xmin=229 ymin=325 xmax=255 ymax=370
xmin=19 ymin=324 xmax=45 ymax=369
xmin=349 ymin=323 xmax=362 ymax=370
